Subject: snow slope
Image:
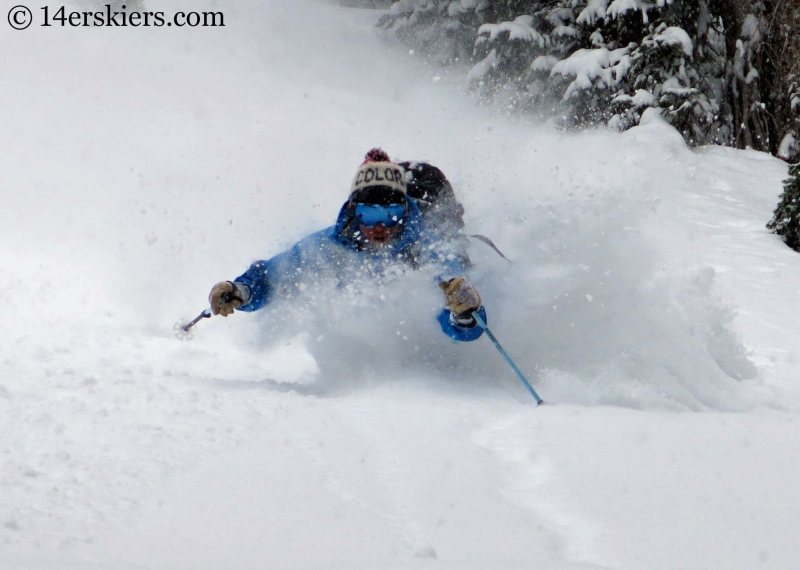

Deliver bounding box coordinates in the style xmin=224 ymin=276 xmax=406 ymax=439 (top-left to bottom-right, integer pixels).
xmin=1 ymin=1 xmax=799 ymax=569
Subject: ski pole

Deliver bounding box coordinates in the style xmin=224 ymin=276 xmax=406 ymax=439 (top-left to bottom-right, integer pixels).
xmin=472 ymin=311 xmax=543 ymax=405
xmin=173 ymin=308 xmax=211 ymax=340
xmin=174 ymin=287 xmax=242 ymax=340
xmin=182 ymin=308 xmax=212 ymax=332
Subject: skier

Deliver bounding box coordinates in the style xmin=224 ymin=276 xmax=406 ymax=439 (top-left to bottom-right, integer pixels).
xmin=207 ymin=148 xmax=486 ymax=342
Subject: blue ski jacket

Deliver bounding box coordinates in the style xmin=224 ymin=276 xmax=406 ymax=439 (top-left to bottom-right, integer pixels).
xmin=233 ymin=197 xmax=485 ymax=342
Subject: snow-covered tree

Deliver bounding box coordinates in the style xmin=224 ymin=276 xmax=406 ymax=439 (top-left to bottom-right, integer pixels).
xmin=384 ymin=1 xmax=725 ymax=142
xmin=721 ymin=1 xmax=772 ymax=151
xmin=767 ymin=162 xmax=800 ymax=250
xmin=382 ymin=0 xmax=797 ymax=157
xmin=469 ymin=1 xmax=726 ymax=141
xmin=468 ymin=5 xmax=565 ymax=113
xmin=378 ymin=0 xmax=489 ymax=65
xmin=778 ymin=75 xmax=799 ymax=162
xmin=769 ymin=0 xmax=800 ymax=163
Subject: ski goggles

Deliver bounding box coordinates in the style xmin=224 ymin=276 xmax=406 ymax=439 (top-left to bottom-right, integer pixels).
xmin=354 ymin=203 xmax=406 ymax=228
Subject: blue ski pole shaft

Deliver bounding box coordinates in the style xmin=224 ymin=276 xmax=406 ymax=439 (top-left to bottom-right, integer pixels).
xmin=472 ymin=311 xmax=543 ymax=405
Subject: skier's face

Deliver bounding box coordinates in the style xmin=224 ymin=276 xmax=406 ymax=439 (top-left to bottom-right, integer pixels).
xmin=359 ymin=223 xmax=400 ymax=248
xmin=351 ymin=197 xmax=406 ymax=249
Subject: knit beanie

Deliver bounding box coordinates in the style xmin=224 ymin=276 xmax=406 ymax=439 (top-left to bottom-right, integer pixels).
xmin=349 ymin=148 xmax=407 ymax=200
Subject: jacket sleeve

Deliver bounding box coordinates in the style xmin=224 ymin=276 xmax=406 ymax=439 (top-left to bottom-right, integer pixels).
xmin=420 ymin=233 xmax=472 ymax=281
xmin=233 ymin=253 xmax=294 ymax=312
xmin=233 ymin=231 xmax=326 ymax=312
xmin=421 ymin=234 xmax=485 ymax=341
xmin=437 ymin=306 xmax=486 ymax=342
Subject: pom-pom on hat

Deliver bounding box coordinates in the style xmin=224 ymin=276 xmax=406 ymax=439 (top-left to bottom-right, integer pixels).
xmin=349 ymin=148 xmax=407 ymax=205
xmin=361 ymin=148 xmax=392 ymax=164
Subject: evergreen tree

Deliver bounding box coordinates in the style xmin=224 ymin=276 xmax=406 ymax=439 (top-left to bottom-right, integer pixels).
xmin=767 ymin=163 xmax=800 ymax=250
xmin=382 ymin=0 xmax=797 ymax=158
xmin=466 ymin=1 xmax=725 ymax=140
xmin=769 ymin=0 xmax=800 ymax=162
xmin=724 ymin=0 xmax=772 ymax=151
xmin=467 ymin=3 xmax=564 ymax=112
xmin=611 ymin=21 xmax=719 ymax=145
xmin=378 ymin=0 xmax=492 ymax=65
